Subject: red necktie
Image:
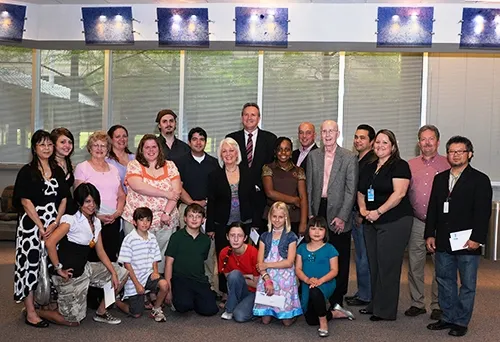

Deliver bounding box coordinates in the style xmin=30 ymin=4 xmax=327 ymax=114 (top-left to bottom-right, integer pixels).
xmin=246 ymin=133 xmax=253 ymax=167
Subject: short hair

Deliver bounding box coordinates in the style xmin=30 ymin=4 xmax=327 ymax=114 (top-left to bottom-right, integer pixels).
xmin=304 ymin=216 xmax=329 ymax=243
xmin=267 ymin=201 xmax=291 ymax=233
xmin=188 ymin=127 xmax=207 ymax=141
xmin=74 ymin=183 xmax=101 ymax=212
xmin=274 ymin=137 xmax=293 ymax=161
xmin=86 ymin=130 xmax=111 ymax=154
xmin=133 ymin=207 xmax=153 ymax=223
xmin=226 ymin=222 xmax=249 ymax=236
xmin=356 ymin=124 xmax=376 ymax=142
xmin=446 ymin=136 xmax=474 ymax=161
xmin=155 ymin=109 xmax=177 ymax=123
xmin=241 ymin=102 xmax=260 ymax=116
xmin=418 ymin=125 xmax=440 ymax=141
xmin=217 ymin=137 xmax=242 ymax=168
xmin=135 ymin=134 xmax=166 ymax=169
xmin=375 ymin=129 xmax=401 ymax=166
xmin=107 ymin=125 xmax=132 ymax=161
xmin=185 ymin=203 xmax=206 ymax=218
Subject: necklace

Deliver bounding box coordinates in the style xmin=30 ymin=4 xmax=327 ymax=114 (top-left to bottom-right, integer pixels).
xmin=87 ymin=217 xmax=96 ymax=248
xmin=273 ymin=227 xmax=284 ymax=232
xmin=226 ymin=166 xmax=238 ymax=173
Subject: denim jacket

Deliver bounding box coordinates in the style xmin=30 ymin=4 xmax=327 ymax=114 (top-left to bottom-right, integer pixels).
xmin=260 ymin=230 xmax=298 ymax=260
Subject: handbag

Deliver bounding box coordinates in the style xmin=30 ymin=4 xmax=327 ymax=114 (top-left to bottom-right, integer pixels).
xmin=34 ymin=240 xmax=51 ymax=306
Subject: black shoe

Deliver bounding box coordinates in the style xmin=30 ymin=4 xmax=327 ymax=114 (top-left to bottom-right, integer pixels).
xmin=430 ymin=309 xmax=443 ymax=321
xmin=427 ymin=320 xmax=456 ymax=331
xmin=346 ymin=297 xmax=371 ymax=306
xmin=449 ymin=326 xmax=468 ymax=337
xmin=344 ymin=295 xmax=358 ymax=301
xmin=25 ymin=318 xmax=49 ymax=328
xmin=359 ymin=308 xmax=373 ymax=315
xmin=370 ymin=315 xmax=384 ymax=321
xmin=405 ymin=306 xmax=427 ymax=317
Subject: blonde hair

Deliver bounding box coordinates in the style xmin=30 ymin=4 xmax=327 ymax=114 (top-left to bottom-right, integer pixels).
xmin=86 ymin=130 xmax=111 ymax=154
xmin=217 ymin=137 xmax=242 ymax=168
xmin=267 ymin=201 xmax=291 ymax=233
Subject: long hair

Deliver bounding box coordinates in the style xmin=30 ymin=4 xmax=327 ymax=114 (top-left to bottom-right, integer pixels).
xmin=267 ymin=201 xmax=292 ymax=233
xmin=29 ymin=130 xmax=58 ymax=181
xmin=50 ymin=127 xmax=74 ymax=175
xmin=135 ymin=134 xmax=166 ymax=169
xmin=375 ymin=129 xmax=401 ymax=166
xmin=107 ymin=125 xmax=132 ymax=162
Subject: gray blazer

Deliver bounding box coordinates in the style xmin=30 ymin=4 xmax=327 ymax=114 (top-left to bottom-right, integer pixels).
xmin=306 ymin=146 xmax=358 ymax=232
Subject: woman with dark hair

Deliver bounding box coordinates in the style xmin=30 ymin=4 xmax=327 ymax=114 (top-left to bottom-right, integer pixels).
xmin=262 ymin=137 xmax=308 ymax=235
xmin=357 ymin=129 xmax=413 ymax=321
xmin=13 ymin=129 xmax=69 ymax=328
xmin=122 ymin=134 xmax=181 ymax=271
xmin=38 ymin=183 xmax=128 ymax=326
xmin=50 ymin=127 xmax=77 ymax=215
xmin=106 ymin=125 xmax=135 ymax=192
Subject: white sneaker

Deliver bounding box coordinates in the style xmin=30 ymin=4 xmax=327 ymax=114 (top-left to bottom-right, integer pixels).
xmin=221 ymin=311 xmax=233 ymax=320
xmin=150 ymin=307 xmax=167 ymax=322
xmin=93 ymin=311 xmax=121 ymax=324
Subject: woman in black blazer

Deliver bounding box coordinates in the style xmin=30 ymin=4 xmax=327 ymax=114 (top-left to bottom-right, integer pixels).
xmin=206 ymin=137 xmax=255 ymax=294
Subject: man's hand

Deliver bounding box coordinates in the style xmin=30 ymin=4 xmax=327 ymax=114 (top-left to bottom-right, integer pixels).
xmin=426 ymin=237 xmax=436 ymax=253
xmin=331 ymin=217 xmax=345 ymax=234
xmin=464 ymin=239 xmax=480 ymax=251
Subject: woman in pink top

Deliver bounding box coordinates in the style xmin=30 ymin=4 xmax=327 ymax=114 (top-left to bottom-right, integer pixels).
xmin=74 ymin=131 xmax=126 ymax=262
xmin=122 ymin=134 xmax=181 ymax=270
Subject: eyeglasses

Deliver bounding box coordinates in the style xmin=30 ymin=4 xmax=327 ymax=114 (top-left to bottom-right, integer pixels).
xmin=447 ymin=150 xmax=468 ymax=156
xmin=228 ymin=233 xmax=245 ymax=240
xmin=92 ymin=144 xmax=107 ymax=150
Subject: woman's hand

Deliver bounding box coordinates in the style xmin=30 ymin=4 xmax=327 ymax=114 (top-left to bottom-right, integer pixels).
xmin=309 ymin=277 xmax=324 ymax=288
xmin=165 ymin=190 xmax=180 ymax=202
xmin=38 ymin=225 xmax=47 ymax=240
xmin=160 ymin=213 xmax=172 ymax=226
xmin=111 ymin=273 xmax=120 ymax=290
xmin=264 ymin=281 xmax=274 ymax=296
xmin=292 ymin=196 xmax=301 ymax=208
xmin=298 ymin=221 xmax=307 ymax=236
xmin=359 ymin=208 xmax=369 ymax=218
xmin=256 ymin=262 xmax=268 ymax=273
xmin=97 ymin=214 xmax=115 ymax=225
xmin=365 ymin=210 xmax=381 ymax=223
xmin=150 ymin=272 xmax=160 ymax=281
xmin=57 ymin=268 xmax=74 ymax=281
xmin=44 ymin=222 xmax=58 ymax=238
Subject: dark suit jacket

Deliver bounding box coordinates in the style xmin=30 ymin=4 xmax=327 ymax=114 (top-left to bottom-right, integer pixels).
xmin=206 ymin=166 xmax=256 ymax=233
xmin=292 ymin=143 xmax=318 ymax=174
xmin=424 ymin=165 xmax=492 ymax=255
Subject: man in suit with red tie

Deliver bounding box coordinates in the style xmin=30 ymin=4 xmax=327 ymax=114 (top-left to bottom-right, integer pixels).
xmin=227 ymin=103 xmax=277 ymax=231
xmin=291 ymin=122 xmax=318 ymax=174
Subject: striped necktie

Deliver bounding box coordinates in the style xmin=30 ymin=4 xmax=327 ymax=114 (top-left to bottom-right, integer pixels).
xmin=246 ymin=133 xmax=253 ymax=167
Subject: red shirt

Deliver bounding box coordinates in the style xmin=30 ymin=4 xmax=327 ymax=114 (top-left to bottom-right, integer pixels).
xmin=218 ymin=245 xmax=259 ymax=292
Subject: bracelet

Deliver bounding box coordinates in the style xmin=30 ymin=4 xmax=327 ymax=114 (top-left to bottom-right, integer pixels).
xmin=264 ymin=279 xmax=273 ymax=286
xmin=376 ymin=209 xmax=383 ymax=215
xmin=54 ymin=263 xmax=63 ymax=271
xmin=261 ymin=272 xmax=269 ymax=280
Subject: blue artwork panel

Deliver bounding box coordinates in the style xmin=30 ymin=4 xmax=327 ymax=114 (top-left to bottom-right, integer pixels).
xmin=0 ymin=3 xmax=26 ymax=42
xmin=81 ymin=7 xmax=134 ymax=45
xmin=235 ymin=7 xmax=288 ymax=47
xmin=157 ymin=8 xmax=209 ymax=47
xmin=377 ymin=7 xmax=434 ymax=47
xmin=460 ymin=8 xmax=500 ymax=49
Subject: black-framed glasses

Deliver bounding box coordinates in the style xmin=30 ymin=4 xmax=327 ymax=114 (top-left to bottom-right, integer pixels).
xmin=447 ymin=150 xmax=468 ymax=156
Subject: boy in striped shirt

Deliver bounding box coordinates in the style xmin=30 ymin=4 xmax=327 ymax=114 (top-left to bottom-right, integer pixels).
xmin=116 ymin=207 xmax=168 ymax=322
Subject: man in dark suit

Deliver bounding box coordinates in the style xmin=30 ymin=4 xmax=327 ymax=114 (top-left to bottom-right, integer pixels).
xmin=291 ymin=122 xmax=318 ymax=174
xmin=226 ymin=103 xmax=277 ymax=230
xmin=425 ymin=136 xmax=492 ymax=337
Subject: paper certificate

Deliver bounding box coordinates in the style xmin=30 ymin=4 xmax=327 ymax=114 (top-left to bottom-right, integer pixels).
xmin=103 ymin=281 xmax=116 ymax=308
xmin=449 ymin=229 xmax=473 ymax=252
xmin=250 ymin=228 xmax=260 ymax=245
xmin=255 ymin=291 xmax=286 ymax=310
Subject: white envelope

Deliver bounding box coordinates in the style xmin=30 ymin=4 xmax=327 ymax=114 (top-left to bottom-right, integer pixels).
xmin=255 ymin=291 xmax=286 ymax=310
xmin=250 ymin=228 xmax=260 ymax=245
xmin=102 ymin=281 xmax=116 ymax=308
xmin=449 ymin=229 xmax=472 ymax=252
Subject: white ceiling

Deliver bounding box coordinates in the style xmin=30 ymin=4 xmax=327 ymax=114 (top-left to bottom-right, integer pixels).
xmin=14 ymin=0 xmax=500 ymax=6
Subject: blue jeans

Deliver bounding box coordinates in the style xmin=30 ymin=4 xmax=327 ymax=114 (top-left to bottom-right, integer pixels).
xmin=226 ymin=270 xmax=256 ymax=322
xmin=435 ymin=252 xmax=480 ymax=327
xmin=351 ymin=216 xmax=371 ymax=302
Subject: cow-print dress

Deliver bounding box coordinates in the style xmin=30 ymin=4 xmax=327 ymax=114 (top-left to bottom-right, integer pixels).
xmin=13 ymin=164 xmax=68 ymax=302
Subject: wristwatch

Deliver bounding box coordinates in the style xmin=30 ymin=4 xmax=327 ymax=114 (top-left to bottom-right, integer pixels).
xmin=54 ymin=263 xmax=63 ymax=271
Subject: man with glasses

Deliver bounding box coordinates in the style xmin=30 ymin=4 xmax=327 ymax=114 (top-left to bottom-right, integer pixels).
xmin=425 ymin=136 xmax=492 ymax=337
xmin=406 ymin=125 xmax=450 ymax=320
xmin=306 ymin=120 xmax=358 ymax=319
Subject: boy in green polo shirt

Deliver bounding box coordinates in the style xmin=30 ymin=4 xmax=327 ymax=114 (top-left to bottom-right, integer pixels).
xmin=164 ymin=203 xmax=219 ymax=316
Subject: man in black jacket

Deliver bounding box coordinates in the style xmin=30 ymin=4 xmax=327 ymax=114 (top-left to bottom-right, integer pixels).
xmin=226 ymin=103 xmax=277 ymax=231
xmin=425 ymin=136 xmax=492 ymax=337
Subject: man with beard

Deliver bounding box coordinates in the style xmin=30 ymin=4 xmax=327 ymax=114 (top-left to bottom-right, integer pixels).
xmin=155 ymin=109 xmax=190 ymax=161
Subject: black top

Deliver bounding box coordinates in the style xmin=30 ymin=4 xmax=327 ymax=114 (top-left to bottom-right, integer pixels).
xmin=158 ymin=135 xmax=190 ymax=161
xmin=424 ymin=165 xmax=492 ymax=255
xmin=173 ymin=153 xmax=219 ymax=201
xmin=57 ymin=236 xmax=91 ymax=278
xmin=358 ymin=158 xmax=413 ymax=224
xmin=165 ymin=228 xmax=210 ymax=283
xmin=64 ymin=171 xmax=78 ymax=215
xmin=354 ymin=150 xmax=377 ymax=211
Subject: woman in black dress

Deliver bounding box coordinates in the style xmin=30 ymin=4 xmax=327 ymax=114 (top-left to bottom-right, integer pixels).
xmin=13 ymin=130 xmax=68 ymax=328
xmin=51 ymin=128 xmax=77 ymax=215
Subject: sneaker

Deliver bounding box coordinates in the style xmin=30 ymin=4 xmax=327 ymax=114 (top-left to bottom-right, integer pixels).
xmin=170 ymin=303 xmax=176 ymax=312
xmin=221 ymin=311 xmax=233 ymax=320
xmin=93 ymin=311 xmax=121 ymax=325
xmin=150 ymin=307 xmax=167 ymax=322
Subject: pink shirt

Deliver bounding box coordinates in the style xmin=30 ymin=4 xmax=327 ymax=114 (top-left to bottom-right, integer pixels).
xmin=74 ymin=160 xmax=121 ymax=211
xmin=408 ymin=154 xmax=450 ymax=221
xmin=322 ymin=145 xmax=337 ymax=197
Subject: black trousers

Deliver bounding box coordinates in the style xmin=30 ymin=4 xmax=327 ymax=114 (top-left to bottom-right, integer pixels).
xmin=214 ymin=223 xmax=230 ymax=293
xmin=304 ymin=287 xmax=333 ymax=326
xmin=318 ymin=198 xmax=351 ymax=307
xmin=171 ymin=276 xmax=219 ymax=316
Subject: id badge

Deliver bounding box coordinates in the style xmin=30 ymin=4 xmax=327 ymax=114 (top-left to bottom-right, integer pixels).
xmin=443 ymin=201 xmax=449 ymax=214
xmin=367 ymin=188 xmax=375 ymax=202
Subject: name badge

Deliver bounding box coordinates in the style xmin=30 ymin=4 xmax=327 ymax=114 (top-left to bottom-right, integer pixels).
xmin=367 ymin=188 xmax=375 ymax=202
xmin=443 ymin=201 xmax=449 ymax=214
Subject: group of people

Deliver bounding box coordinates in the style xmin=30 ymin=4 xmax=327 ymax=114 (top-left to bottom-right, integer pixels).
xmin=11 ymin=102 xmax=492 ymax=338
